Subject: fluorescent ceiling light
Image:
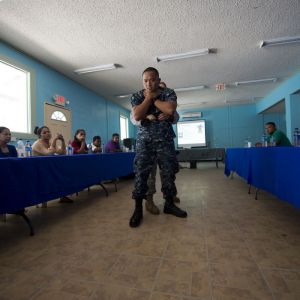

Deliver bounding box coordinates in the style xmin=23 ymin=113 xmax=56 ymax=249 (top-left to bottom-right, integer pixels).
xmin=260 ymin=35 xmax=300 ymax=48
xmin=74 ymin=64 xmax=117 ymax=74
xmin=225 ymin=99 xmax=252 ymax=104
xmin=156 ymin=49 xmax=211 ymax=62
xmin=174 ymin=85 xmax=206 ymax=92
xmin=117 ymin=94 xmax=132 ymax=98
xmin=235 ymin=78 xmax=277 ymax=86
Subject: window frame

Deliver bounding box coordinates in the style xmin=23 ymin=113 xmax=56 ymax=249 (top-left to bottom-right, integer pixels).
xmin=50 ymin=110 xmax=67 ymax=122
xmin=120 ymin=114 xmax=129 ymax=140
xmin=0 ymin=55 xmax=36 ymax=139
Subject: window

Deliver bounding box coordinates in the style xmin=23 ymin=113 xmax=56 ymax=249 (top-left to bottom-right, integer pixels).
xmin=0 ymin=60 xmax=32 ymax=133
xmin=51 ymin=111 xmax=67 ymax=121
xmin=120 ymin=115 xmax=128 ymax=140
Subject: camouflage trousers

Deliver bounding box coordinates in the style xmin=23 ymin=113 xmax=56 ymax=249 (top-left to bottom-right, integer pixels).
xmin=146 ymin=160 xmax=178 ymax=197
xmin=132 ymin=139 xmax=179 ymax=200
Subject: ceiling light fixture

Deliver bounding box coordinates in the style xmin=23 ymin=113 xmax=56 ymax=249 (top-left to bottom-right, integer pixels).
xmin=225 ymin=99 xmax=253 ymax=104
xmin=235 ymin=78 xmax=277 ymax=86
xmin=117 ymin=94 xmax=132 ymax=98
xmin=156 ymin=48 xmax=211 ymax=62
xmin=174 ymin=85 xmax=206 ymax=92
xmin=74 ymin=64 xmax=117 ymax=75
xmin=260 ymin=35 xmax=300 ymax=48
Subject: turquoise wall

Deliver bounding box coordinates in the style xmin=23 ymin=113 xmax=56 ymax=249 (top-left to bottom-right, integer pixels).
xmin=177 ymin=104 xmax=265 ymax=148
xmin=2 ymin=40 xmax=298 ymax=149
xmin=175 ymin=105 xmax=288 ymax=148
xmin=256 ymin=72 xmax=300 ymax=140
xmin=175 ymin=72 xmax=300 ymax=148
xmin=0 ymin=42 xmax=135 ymax=145
xmin=256 ymin=72 xmax=300 ymax=114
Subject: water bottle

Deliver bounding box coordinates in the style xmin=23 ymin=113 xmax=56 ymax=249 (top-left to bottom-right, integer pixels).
xmin=293 ymin=128 xmax=300 ymax=147
xmin=88 ymin=143 xmax=93 ymax=154
xmin=261 ymin=134 xmax=268 ymax=147
xmin=244 ymin=137 xmax=251 ymax=148
xmin=297 ymin=129 xmax=300 ymax=147
xmin=25 ymin=141 xmax=32 ymax=157
xmin=16 ymin=139 xmax=25 ymax=157
xmin=102 ymin=144 xmax=105 ymax=153
xmin=270 ymin=136 xmax=276 ymax=146
xmin=67 ymin=141 xmax=73 ymax=155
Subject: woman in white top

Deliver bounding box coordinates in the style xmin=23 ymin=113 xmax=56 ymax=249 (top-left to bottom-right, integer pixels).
xmin=32 ymin=126 xmax=71 ymax=203
xmin=32 ymin=126 xmax=66 ymax=156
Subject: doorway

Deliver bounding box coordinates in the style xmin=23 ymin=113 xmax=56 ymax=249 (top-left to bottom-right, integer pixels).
xmin=44 ymin=103 xmax=72 ymax=144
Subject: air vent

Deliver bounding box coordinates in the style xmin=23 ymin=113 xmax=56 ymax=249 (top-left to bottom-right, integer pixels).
xmin=181 ymin=112 xmax=202 ymax=119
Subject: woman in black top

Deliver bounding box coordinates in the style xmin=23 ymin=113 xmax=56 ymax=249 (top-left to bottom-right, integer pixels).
xmin=0 ymin=127 xmax=17 ymax=157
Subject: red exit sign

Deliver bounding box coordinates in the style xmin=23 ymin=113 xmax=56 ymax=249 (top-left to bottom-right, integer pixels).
xmin=215 ymin=83 xmax=226 ymax=91
xmin=53 ymin=94 xmax=66 ymax=106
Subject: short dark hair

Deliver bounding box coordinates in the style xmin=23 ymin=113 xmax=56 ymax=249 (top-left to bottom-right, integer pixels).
xmin=266 ymin=122 xmax=276 ymax=128
xmin=112 ymin=133 xmax=119 ymax=138
xmin=93 ymin=135 xmax=101 ymax=142
xmin=0 ymin=126 xmax=9 ymax=133
xmin=142 ymin=67 xmax=159 ymax=77
xmin=34 ymin=126 xmax=49 ymax=138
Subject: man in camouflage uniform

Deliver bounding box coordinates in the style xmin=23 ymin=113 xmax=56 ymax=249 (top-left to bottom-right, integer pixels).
xmin=130 ymin=67 xmax=187 ymax=227
xmin=130 ymin=81 xmax=181 ymax=216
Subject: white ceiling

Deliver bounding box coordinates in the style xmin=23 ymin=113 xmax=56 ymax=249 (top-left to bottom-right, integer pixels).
xmin=0 ymin=0 xmax=299 ymax=111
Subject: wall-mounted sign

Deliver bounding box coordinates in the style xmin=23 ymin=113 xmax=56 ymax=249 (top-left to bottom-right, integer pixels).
xmin=53 ymin=94 xmax=67 ymax=106
xmin=215 ymin=83 xmax=226 ymax=91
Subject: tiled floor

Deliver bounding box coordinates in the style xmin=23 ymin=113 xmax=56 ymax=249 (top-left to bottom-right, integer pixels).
xmin=1 ymin=163 xmax=300 ymax=300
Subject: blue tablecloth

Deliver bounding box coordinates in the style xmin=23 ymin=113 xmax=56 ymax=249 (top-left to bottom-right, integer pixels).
xmin=225 ymin=147 xmax=300 ymax=208
xmin=0 ymin=152 xmax=135 ymax=213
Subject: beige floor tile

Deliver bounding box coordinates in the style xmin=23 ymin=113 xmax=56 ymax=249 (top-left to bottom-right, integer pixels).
xmin=107 ymin=254 xmax=160 ymax=290
xmin=1 ymin=166 xmax=300 ymax=299
xmin=150 ymin=293 xmax=206 ymax=300
xmin=91 ymin=283 xmax=150 ymax=300
xmin=211 ymin=262 xmax=273 ymax=299
xmin=1 ymin=270 xmax=52 ymax=300
xmin=154 ymin=259 xmax=211 ymax=298
xmin=31 ymin=289 xmax=89 ymax=300
xmin=212 ymin=285 xmax=273 ymax=300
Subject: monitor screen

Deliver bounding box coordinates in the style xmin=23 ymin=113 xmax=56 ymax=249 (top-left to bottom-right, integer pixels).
xmin=177 ymin=120 xmax=206 ymax=148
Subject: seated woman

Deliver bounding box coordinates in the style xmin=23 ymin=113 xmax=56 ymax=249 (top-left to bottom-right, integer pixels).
xmin=32 ymin=126 xmax=66 ymax=156
xmin=32 ymin=126 xmax=72 ymax=203
xmin=0 ymin=127 xmax=34 ymax=235
xmin=71 ymin=129 xmax=88 ymax=154
xmin=0 ymin=126 xmax=17 ymax=157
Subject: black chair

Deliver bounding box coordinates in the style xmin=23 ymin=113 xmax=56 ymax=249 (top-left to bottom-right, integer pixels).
xmin=123 ymin=138 xmax=135 ymax=150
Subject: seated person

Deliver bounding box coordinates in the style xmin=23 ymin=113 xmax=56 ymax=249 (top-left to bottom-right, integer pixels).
xmin=105 ymin=133 xmax=122 ymax=153
xmin=0 ymin=126 xmax=17 ymax=157
xmin=255 ymin=142 xmax=262 ymax=147
xmin=91 ymin=135 xmax=102 ymax=153
xmin=0 ymin=127 xmax=34 ymax=231
xmin=71 ymin=129 xmax=88 ymax=154
xmin=32 ymin=126 xmax=66 ymax=156
xmin=265 ymin=122 xmax=292 ymax=146
xmin=32 ymin=126 xmax=71 ymax=203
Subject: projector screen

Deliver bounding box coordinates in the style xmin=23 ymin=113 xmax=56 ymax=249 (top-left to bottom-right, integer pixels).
xmin=177 ymin=120 xmax=206 ymax=148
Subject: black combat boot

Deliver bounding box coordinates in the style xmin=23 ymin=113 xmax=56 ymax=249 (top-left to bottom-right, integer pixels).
xmin=129 ymin=198 xmax=143 ymax=227
xmin=163 ymin=198 xmax=187 ymax=218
